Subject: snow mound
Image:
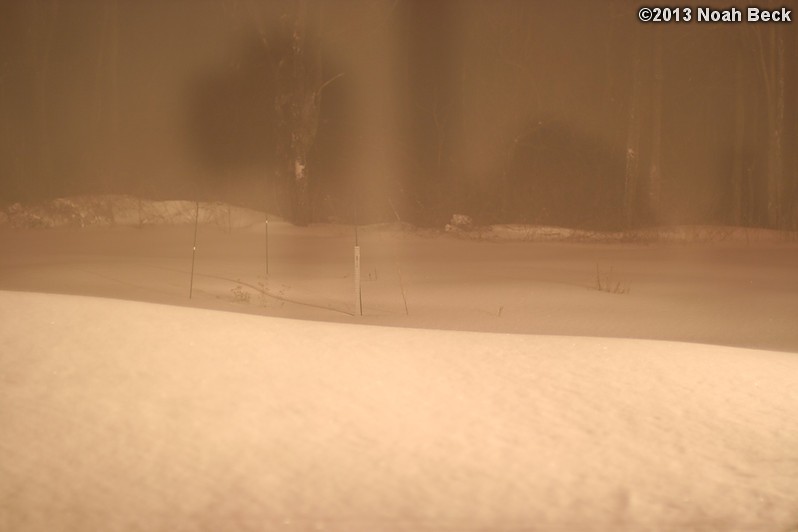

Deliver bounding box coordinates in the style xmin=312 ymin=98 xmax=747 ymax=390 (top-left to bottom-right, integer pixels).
xmin=1 ymin=195 xmax=267 ymax=229
xmin=456 ymin=223 xmax=795 ymax=243
xmin=5 ymin=196 xmax=116 ymax=228
xmin=2 ymin=290 xmax=797 ymax=531
xmin=3 ymin=195 xmax=796 ymax=244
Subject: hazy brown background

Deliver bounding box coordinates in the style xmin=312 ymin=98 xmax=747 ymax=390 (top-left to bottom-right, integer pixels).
xmin=1 ymin=0 xmax=795 ymax=228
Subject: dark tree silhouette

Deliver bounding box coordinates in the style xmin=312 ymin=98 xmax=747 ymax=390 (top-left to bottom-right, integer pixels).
xmin=188 ymin=0 xmax=347 ymax=222
xmin=623 ymin=25 xmax=642 ymax=229
xmin=274 ymin=0 xmax=343 ymax=225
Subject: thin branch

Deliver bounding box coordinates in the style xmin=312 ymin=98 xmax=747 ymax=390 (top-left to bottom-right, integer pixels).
xmin=318 ymin=71 xmax=344 ymax=95
xmin=751 ymin=25 xmax=772 ymax=102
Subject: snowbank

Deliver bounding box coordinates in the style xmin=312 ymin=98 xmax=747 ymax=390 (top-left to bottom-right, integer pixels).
xmin=464 ymin=223 xmax=795 ymax=244
xmin=1 ymin=195 xmax=266 ymax=230
xmin=1 ymin=291 xmax=797 ymax=531
xmin=2 ymin=195 xmax=796 ymax=244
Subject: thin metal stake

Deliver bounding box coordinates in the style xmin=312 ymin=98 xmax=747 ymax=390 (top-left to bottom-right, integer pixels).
xmin=353 ymin=198 xmax=362 ymax=316
xmin=354 ymin=244 xmax=362 ymax=316
xmin=265 ymin=215 xmax=270 ymax=276
xmin=189 ymin=200 xmax=199 ymax=299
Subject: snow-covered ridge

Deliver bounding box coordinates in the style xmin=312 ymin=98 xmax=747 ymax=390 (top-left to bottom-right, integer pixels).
xmin=2 ymin=290 xmax=798 ymax=531
xmin=459 ymin=223 xmax=796 ymax=243
xmin=0 ymin=195 xmax=266 ymax=230
xmin=1 ymin=195 xmax=795 ymax=243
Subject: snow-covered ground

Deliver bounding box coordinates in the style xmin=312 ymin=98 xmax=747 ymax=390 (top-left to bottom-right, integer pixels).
xmin=1 ymin=197 xmax=797 ymax=531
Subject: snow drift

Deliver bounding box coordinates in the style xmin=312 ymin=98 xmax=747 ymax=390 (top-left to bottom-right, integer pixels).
xmin=1 ymin=291 xmax=797 ymax=531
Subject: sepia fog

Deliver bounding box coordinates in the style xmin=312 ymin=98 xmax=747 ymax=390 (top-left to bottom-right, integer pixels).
xmin=1 ymin=2 xmax=798 ymax=531
xmin=1 ymin=0 xmax=796 ymax=228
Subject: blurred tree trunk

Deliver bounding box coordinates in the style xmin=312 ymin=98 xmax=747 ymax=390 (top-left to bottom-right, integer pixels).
xmin=766 ymin=25 xmax=785 ymax=229
xmin=277 ymin=0 xmax=324 ymax=226
xmin=648 ymin=26 xmax=663 ymax=223
xmin=730 ymin=55 xmax=746 ymax=226
xmin=288 ymin=0 xmax=316 ymax=226
xmin=29 ymin=0 xmax=60 ymax=198
xmin=109 ymin=0 xmax=119 ymax=190
xmin=0 ymin=41 xmax=8 ymax=200
xmin=753 ymin=24 xmax=786 ymax=229
xmin=94 ymin=0 xmax=118 ymax=192
xmin=794 ymin=30 xmax=798 ymax=230
xmin=623 ymin=34 xmax=642 ymax=229
xmin=246 ymin=0 xmax=338 ymax=225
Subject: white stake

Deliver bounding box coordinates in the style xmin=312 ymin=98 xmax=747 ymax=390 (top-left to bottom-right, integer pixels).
xmin=265 ymin=216 xmax=269 ymax=276
xmin=354 ymin=244 xmax=362 ymax=316
xmin=189 ymin=200 xmax=199 ymax=299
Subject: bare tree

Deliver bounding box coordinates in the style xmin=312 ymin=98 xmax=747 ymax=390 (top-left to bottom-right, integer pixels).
xmin=27 ymin=0 xmax=60 ymax=197
xmin=751 ymin=22 xmax=787 ymax=229
xmin=94 ymin=0 xmax=119 ymax=192
xmin=648 ymin=25 xmax=663 ymax=223
xmin=623 ymin=29 xmax=642 ymax=229
xmin=242 ymin=0 xmax=341 ymax=225
xmin=729 ymin=51 xmax=747 ymax=226
xmin=282 ymin=0 xmax=319 ymax=225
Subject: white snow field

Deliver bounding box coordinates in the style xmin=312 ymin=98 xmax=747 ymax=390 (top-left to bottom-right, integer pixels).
xmin=2 ymin=292 xmax=798 ymax=532
xmin=1 ymin=197 xmax=798 ymax=531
